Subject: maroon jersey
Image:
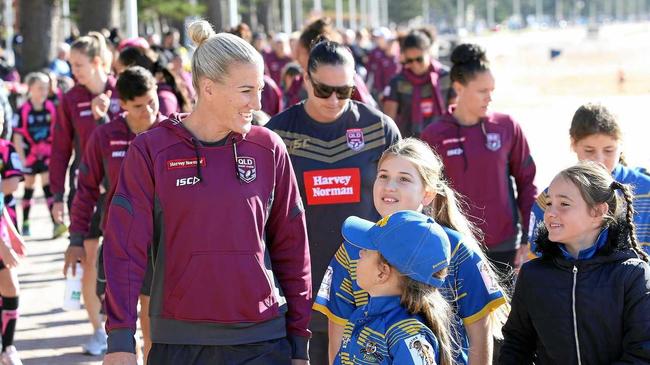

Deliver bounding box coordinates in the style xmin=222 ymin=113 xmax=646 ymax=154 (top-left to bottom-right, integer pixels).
xmin=68 ymin=113 xmax=163 ymax=246
xmin=263 ymin=51 xmax=292 ymax=86
xmin=50 ymin=77 xmax=121 ymax=201
xmin=421 ymin=110 xmax=537 ymax=250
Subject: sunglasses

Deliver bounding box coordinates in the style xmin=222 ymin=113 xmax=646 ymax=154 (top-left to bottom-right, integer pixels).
xmin=309 ymin=77 xmax=355 ymax=99
xmin=401 ymin=56 xmax=425 ymax=65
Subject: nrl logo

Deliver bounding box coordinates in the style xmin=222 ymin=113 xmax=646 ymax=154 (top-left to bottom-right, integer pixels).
xmin=237 ymin=156 xmax=257 ymax=183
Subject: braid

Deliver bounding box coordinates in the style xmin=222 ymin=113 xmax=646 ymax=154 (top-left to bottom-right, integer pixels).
xmin=612 ymin=181 xmax=649 ymax=262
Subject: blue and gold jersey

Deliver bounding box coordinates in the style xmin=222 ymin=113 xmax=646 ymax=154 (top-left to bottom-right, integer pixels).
xmin=316 ymin=226 xmax=507 ymax=364
xmin=334 ymin=296 xmax=439 ymax=365
xmin=529 ymin=163 xmax=650 ymax=254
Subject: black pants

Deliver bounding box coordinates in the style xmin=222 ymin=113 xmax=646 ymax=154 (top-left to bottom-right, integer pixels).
xmin=308 ymin=312 xmax=329 ymax=365
xmin=148 ymin=338 xmax=292 ymax=365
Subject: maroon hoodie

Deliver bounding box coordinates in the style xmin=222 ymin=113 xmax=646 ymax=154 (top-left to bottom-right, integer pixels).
xmin=261 ymin=74 xmax=282 ymax=116
xmin=103 ymin=116 xmax=312 ymax=358
xmin=50 ymin=77 xmax=121 ymax=201
xmin=68 ymin=113 xmax=164 ymax=246
xmin=421 ymin=110 xmax=537 ymax=250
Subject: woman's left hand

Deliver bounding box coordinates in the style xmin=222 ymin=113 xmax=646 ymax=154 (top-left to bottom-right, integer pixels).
xmin=514 ymin=244 xmax=530 ymax=270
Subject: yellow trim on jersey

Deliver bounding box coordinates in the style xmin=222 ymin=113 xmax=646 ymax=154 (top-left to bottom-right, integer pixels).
xmin=462 ymin=297 xmax=508 ymax=326
xmin=450 ymin=242 xmax=462 ymax=259
xmin=456 ymin=292 xmax=467 ymax=300
xmin=312 ymin=303 xmax=349 ymax=327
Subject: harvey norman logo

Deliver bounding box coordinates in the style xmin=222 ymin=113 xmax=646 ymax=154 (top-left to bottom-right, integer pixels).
xmin=303 ymin=168 xmax=361 ymax=205
xmin=166 ymin=157 xmax=206 ymax=170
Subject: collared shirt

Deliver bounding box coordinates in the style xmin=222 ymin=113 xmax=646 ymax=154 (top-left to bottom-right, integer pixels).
xmin=334 ymin=296 xmax=439 ymax=365
xmin=317 ymin=226 xmax=507 ymax=364
xmin=559 ymin=228 xmax=609 ymax=261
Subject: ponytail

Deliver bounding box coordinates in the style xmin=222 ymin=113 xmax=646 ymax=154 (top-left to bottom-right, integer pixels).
xmin=400 ymin=274 xmax=454 ymax=365
xmin=611 ymin=181 xmax=648 ymax=262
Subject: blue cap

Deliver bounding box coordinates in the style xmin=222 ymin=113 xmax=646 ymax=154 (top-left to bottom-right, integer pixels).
xmin=341 ymin=210 xmax=451 ymax=288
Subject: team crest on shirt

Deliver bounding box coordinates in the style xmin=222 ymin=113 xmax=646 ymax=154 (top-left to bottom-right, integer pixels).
xmin=360 ymin=341 xmax=384 ymax=362
xmin=406 ymin=335 xmax=436 ymax=365
xmin=486 ymin=133 xmax=501 ymax=151
xmin=346 ymin=128 xmax=365 ymax=151
xmin=236 ymin=156 xmax=256 ymax=183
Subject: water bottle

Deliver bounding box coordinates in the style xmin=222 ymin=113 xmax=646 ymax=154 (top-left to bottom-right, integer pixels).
xmin=63 ymin=263 xmax=83 ymax=310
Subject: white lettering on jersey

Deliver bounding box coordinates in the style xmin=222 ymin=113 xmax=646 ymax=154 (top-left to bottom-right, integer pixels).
xmin=447 ymin=148 xmax=463 ymax=157
xmin=175 ymin=176 xmax=201 ymax=187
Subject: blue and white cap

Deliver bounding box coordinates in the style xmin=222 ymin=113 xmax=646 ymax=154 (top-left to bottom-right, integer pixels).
xmin=342 ymin=210 xmax=451 ymax=287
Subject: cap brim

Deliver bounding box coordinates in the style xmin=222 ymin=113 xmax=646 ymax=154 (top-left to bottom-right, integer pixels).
xmin=341 ymin=216 xmax=377 ymax=250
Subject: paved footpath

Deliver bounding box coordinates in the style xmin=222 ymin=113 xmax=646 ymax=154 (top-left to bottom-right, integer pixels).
xmin=13 ymin=194 xmax=105 ymax=365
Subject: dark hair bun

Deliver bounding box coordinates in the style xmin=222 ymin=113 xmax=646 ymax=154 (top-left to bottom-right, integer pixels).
xmin=450 ymin=43 xmax=486 ymax=66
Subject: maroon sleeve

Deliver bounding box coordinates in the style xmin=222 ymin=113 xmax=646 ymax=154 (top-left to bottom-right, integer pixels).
xmin=157 ymin=89 xmax=179 ymax=117
xmin=50 ymin=93 xmax=75 ymax=201
xmin=104 ymin=139 xmax=153 ymax=353
xmin=261 ymin=76 xmax=282 ymax=116
xmin=509 ymin=118 xmax=537 ymax=240
xmin=265 ymin=134 xmax=312 ymax=358
xmin=352 ymin=74 xmax=377 ymax=108
xmin=69 ymin=128 xmax=105 ymax=246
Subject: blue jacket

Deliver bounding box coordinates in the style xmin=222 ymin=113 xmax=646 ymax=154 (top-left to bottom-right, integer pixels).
xmin=334 ymin=296 xmax=440 ymax=365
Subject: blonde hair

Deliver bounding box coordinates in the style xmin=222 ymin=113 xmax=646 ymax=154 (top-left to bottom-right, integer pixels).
xmin=400 ymin=272 xmax=454 ymax=365
xmin=187 ymin=20 xmax=264 ymax=92
xmin=379 ymin=138 xmax=510 ymax=337
xmin=72 ymin=31 xmax=108 ymax=63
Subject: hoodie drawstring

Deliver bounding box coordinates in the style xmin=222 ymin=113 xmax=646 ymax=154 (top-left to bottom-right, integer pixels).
xmin=232 ymin=136 xmax=242 ymax=184
xmin=191 ymin=138 xmax=203 ymax=183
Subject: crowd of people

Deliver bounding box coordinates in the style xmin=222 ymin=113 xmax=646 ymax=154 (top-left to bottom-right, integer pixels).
xmin=0 ymin=15 xmax=647 ymax=365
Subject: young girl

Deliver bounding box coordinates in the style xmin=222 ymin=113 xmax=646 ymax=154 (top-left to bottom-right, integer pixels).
xmin=500 ymin=161 xmax=650 ymax=364
xmin=315 ymin=138 xmax=508 ymax=365
xmin=334 ymin=210 xmax=453 ymax=365
xmin=529 ymin=103 xmax=650 ymax=254
xmin=0 ymin=107 xmax=27 ymax=365
xmin=13 ymin=72 xmax=60 ymax=236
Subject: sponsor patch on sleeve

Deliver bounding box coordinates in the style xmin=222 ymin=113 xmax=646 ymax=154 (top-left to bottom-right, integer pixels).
xmin=477 ymin=261 xmax=500 ymax=294
xmin=303 ymin=168 xmax=361 ymax=205
xmin=317 ymin=266 xmax=334 ymax=301
xmin=406 ymin=334 xmax=437 ymax=365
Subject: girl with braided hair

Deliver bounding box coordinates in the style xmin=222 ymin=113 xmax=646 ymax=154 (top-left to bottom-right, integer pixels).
xmin=500 ymin=161 xmax=650 ymax=364
xmin=529 ymin=102 xmax=650 ymax=255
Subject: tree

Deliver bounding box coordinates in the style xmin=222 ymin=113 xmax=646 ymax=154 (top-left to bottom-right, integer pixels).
xmin=205 ymin=0 xmax=226 ymax=31
xmin=19 ymin=0 xmax=56 ymax=75
xmin=77 ymin=0 xmax=115 ymax=34
xmin=258 ymin=0 xmax=280 ymax=33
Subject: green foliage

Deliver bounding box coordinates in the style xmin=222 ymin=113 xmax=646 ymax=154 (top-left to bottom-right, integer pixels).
xmin=139 ymin=0 xmax=205 ymax=21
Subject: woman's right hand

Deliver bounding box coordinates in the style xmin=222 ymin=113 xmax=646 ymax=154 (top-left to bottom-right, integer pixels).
xmin=103 ymin=352 xmax=137 ymax=365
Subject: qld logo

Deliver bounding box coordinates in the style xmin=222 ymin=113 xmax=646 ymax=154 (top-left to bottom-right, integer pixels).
xmin=237 ymin=156 xmax=257 ymax=183
xmin=486 ymin=133 xmax=501 ymax=151
xmin=346 ymin=128 xmax=365 ymax=151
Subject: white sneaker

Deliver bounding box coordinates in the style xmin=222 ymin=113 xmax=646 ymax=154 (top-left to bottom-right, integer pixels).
xmin=1 ymin=346 xmax=23 ymax=365
xmin=82 ymin=328 xmax=108 ymax=356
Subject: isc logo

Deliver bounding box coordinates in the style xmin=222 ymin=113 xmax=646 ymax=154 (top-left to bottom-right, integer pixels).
xmin=176 ymin=176 xmax=201 ymax=186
